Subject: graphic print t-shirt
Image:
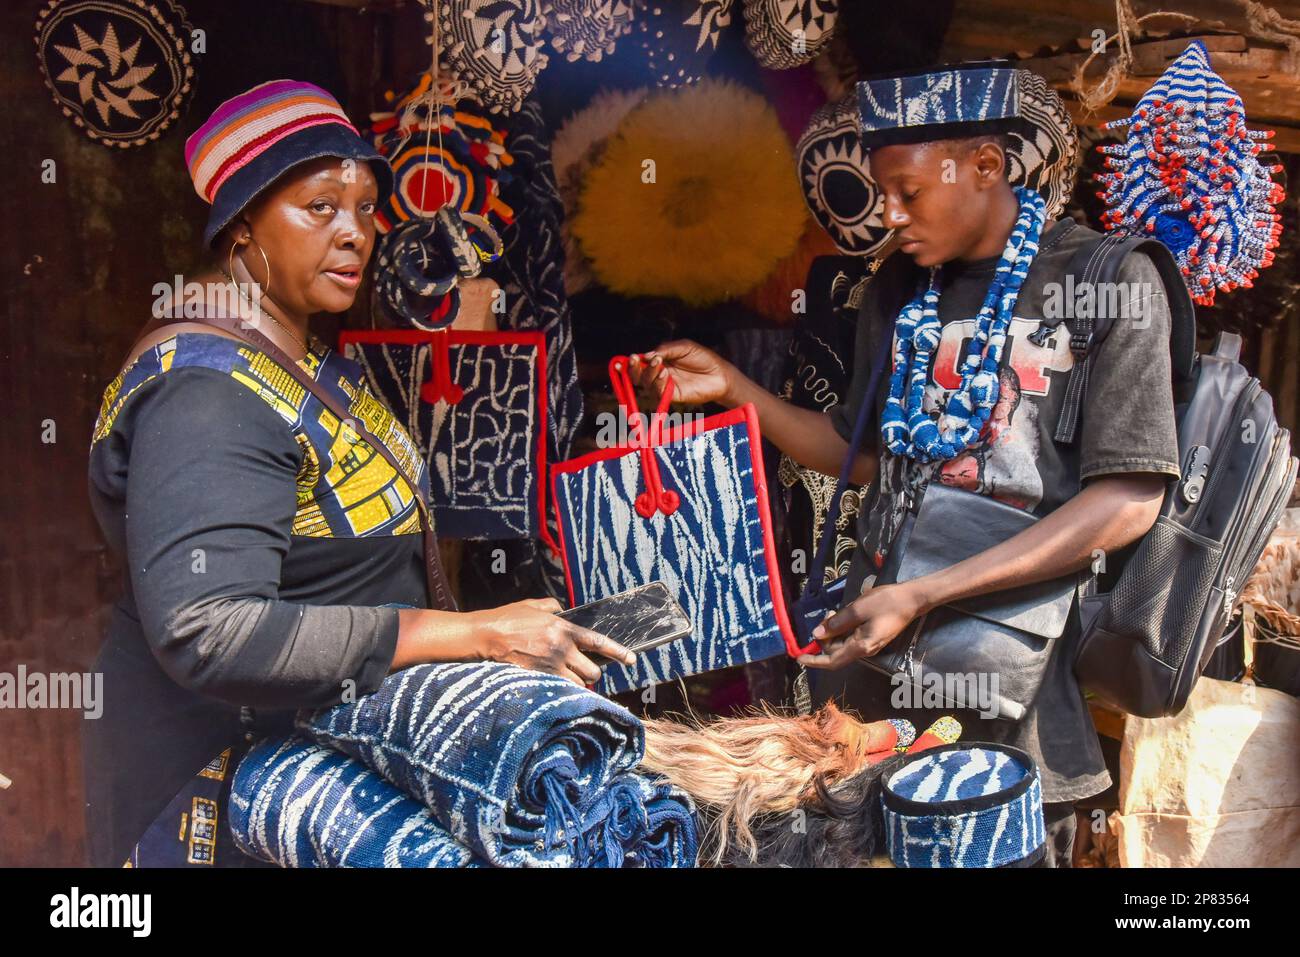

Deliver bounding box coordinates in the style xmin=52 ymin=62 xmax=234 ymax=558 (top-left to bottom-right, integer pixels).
xmin=831 ymin=219 xmax=1181 ymax=595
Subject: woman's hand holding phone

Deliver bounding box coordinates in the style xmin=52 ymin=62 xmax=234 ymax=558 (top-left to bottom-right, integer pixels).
xmin=468 ymin=598 xmax=637 ymax=686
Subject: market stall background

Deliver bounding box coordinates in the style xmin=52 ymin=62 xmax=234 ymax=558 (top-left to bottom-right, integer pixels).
xmin=2 ymin=0 xmax=1298 ymax=867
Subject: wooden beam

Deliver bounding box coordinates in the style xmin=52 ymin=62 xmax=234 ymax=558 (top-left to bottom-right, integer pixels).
xmin=1018 ymin=33 xmax=1300 ymax=87
xmin=1020 ymin=33 xmax=1250 ymax=83
xmin=1062 ymin=96 xmax=1300 ymax=153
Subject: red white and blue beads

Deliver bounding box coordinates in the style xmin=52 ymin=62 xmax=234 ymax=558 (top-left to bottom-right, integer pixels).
xmin=881 ymin=186 xmax=1047 ymax=463
xmin=1093 ymin=40 xmax=1284 ymax=307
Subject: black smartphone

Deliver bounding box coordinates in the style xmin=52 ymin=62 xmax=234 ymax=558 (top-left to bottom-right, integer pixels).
xmin=557 ymin=582 xmax=693 ymax=659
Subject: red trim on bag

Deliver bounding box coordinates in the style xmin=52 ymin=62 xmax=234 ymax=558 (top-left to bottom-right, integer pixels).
xmin=549 ymin=357 xmax=801 ymax=657
xmin=549 ymin=463 xmax=579 ymax=609
xmin=338 ymin=328 xmax=557 ymax=554
xmin=741 ymin=402 xmax=814 ymax=658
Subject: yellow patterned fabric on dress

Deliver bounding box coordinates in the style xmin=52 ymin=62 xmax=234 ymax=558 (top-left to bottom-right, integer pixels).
xmin=93 ymin=333 xmax=427 ymax=541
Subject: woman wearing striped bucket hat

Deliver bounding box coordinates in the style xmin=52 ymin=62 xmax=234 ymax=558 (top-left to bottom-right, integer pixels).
xmin=84 ymin=80 xmax=637 ymax=868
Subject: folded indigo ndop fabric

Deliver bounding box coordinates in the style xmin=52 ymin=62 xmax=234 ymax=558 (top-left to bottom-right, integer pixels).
xmin=297 ymin=661 xmax=698 ymax=867
xmin=230 ymin=737 xmax=486 ymax=868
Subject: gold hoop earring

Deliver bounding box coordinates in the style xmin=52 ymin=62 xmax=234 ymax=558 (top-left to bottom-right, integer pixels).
xmin=248 ymin=236 xmax=272 ymax=303
xmin=228 ymin=236 xmax=273 ymax=303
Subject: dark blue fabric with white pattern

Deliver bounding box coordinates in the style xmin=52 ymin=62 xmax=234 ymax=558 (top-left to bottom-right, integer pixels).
xmin=553 ymin=416 xmax=790 ymax=694
xmin=883 ymin=744 xmax=1046 ymax=868
xmin=292 ymin=662 xmax=698 ymax=867
xmin=344 ymin=337 xmax=543 ymax=540
xmin=230 ymin=736 xmax=487 ymax=868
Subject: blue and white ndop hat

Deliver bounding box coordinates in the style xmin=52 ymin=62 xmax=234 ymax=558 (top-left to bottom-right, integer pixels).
xmin=856 ymin=61 xmax=1027 ymax=150
xmin=882 ymin=742 xmax=1047 ymax=868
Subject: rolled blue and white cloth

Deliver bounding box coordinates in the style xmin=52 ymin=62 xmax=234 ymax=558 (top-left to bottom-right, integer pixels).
xmin=232 ymin=661 xmax=698 ymax=867
xmin=229 ymin=736 xmax=487 ymax=868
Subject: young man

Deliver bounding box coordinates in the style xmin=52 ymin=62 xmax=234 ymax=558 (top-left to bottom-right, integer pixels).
xmin=631 ymin=64 xmax=1181 ymax=867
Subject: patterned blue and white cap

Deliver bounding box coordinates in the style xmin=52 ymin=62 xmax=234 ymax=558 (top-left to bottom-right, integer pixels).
xmin=856 ymin=62 xmax=1026 ymax=150
xmin=882 ymin=742 xmax=1047 ymax=868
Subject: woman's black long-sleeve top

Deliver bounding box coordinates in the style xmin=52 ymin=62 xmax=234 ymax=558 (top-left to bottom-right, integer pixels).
xmin=85 ymin=331 xmax=437 ymax=867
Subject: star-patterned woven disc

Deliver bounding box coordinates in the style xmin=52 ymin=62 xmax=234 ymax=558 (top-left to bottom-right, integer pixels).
xmin=34 ymin=0 xmax=194 ymax=148
xmin=795 ymin=94 xmax=890 ymax=256
xmin=427 ymin=0 xmax=550 ymax=114
xmin=742 ymin=0 xmax=838 ymax=70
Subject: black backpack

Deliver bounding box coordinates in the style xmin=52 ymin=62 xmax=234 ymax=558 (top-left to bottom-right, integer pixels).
xmin=1040 ymin=233 xmax=1297 ymax=717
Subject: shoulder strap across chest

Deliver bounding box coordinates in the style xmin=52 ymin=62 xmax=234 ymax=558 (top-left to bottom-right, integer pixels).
xmin=1028 ymin=233 xmax=1197 ymax=444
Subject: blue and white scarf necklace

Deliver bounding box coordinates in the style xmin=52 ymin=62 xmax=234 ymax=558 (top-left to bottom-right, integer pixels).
xmin=881 ymin=185 xmax=1047 ymax=462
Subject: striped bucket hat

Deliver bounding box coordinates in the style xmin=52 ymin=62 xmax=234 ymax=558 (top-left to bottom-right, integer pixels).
xmin=186 ymin=79 xmax=393 ymax=247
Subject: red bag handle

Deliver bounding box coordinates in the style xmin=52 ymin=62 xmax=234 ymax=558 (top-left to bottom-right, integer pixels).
xmin=419 ymin=329 xmax=465 ymax=406
xmin=608 ymin=356 xmax=679 ymax=519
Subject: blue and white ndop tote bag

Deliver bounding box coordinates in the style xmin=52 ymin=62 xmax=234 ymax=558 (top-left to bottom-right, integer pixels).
xmin=340 ymin=328 xmax=555 ymax=548
xmin=551 ymin=356 xmax=812 ymax=694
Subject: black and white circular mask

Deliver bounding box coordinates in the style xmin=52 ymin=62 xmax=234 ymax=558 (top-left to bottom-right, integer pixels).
xmin=796 ymin=95 xmax=890 ymax=257
xmin=1005 ymin=70 xmax=1079 ymax=219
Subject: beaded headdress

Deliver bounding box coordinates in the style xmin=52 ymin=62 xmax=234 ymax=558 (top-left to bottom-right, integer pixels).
xmin=1094 ymin=40 xmax=1285 ymax=307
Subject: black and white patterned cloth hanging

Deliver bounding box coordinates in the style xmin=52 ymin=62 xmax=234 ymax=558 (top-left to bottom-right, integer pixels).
xmin=542 ymin=0 xmax=634 ymax=62
xmin=776 ymin=255 xmax=872 ymax=588
xmin=492 ymin=100 xmax=583 ymax=466
xmin=459 ymin=99 xmax=584 ymax=599
xmin=34 ymin=0 xmax=195 ymax=148
xmin=795 ymin=94 xmax=890 ymax=257
xmin=427 ymin=0 xmax=550 ymax=114
xmin=742 ymin=0 xmax=837 ymax=70
xmin=632 ymin=0 xmax=733 ymax=88
xmin=1005 ymin=70 xmax=1079 ymax=220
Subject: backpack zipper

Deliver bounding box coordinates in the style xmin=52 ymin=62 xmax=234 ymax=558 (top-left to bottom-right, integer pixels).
xmin=1191 ymin=378 xmax=1262 ymax=537
xmin=1211 ymin=414 xmax=1276 ymax=596
xmin=1224 ymin=431 xmax=1295 ymax=591
xmin=901 ymin=613 xmax=928 ymax=681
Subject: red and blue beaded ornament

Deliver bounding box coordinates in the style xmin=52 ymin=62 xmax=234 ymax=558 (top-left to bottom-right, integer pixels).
xmin=368 ymin=73 xmax=516 ymax=236
xmin=1094 ymin=40 xmax=1285 ymax=307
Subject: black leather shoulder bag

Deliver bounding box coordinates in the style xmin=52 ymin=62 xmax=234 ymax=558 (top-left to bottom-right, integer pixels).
xmin=868 ymin=482 xmax=1079 ymax=721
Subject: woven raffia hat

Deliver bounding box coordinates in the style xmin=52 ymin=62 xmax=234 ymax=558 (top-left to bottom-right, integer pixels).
xmin=742 ymin=0 xmax=838 ymax=70
xmin=185 ymin=79 xmax=393 ymax=248
xmin=1006 ymin=70 xmax=1079 ymax=219
xmin=543 ymin=0 xmax=634 ymax=63
xmin=882 ymin=742 xmax=1047 ymax=868
xmin=428 ymin=0 xmax=549 ymax=113
xmin=795 ymin=94 xmax=889 ymax=256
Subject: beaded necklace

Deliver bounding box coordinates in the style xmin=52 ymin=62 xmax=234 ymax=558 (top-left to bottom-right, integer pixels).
xmin=881 ymin=185 xmax=1046 ymax=462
